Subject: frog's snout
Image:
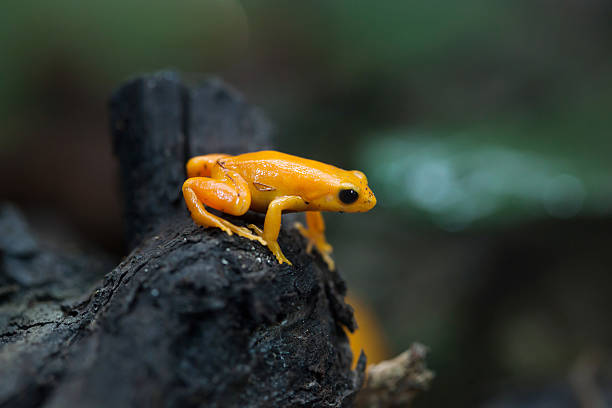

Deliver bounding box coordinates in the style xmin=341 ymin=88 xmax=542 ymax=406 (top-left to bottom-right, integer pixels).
xmin=361 ymin=187 xmax=377 ymax=211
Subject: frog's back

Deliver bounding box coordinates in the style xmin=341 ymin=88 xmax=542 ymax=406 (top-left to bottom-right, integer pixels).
xmin=220 ymin=151 xmax=349 ymax=208
xmin=227 ymin=151 xmax=345 ymax=183
xmin=233 ymin=151 xmax=339 ymax=172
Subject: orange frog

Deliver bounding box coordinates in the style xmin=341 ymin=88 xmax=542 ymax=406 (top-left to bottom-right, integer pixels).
xmin=182 ymin=151 xmax=376 ymax=269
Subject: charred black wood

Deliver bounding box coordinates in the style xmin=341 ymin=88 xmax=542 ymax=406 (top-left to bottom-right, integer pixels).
xmin=0 ymin=72 xmax=364 ymax=408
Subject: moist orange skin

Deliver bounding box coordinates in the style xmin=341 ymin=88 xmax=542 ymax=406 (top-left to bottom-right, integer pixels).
xmin=182 ymin=150 xmax=376 ymax=268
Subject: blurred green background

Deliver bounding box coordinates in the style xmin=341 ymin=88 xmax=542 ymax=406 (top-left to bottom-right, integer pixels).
xmin=2 ymin=1 xmax=612 ymax=406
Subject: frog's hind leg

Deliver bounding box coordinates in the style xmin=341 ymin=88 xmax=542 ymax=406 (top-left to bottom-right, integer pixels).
xmin=182 ymin=169 xmax=266 ymax=245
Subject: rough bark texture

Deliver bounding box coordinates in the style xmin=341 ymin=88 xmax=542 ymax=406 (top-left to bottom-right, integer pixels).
xmin=110 ymin=72 xmax=273 ymax=249
xmin=0 ymin=72 xmax=364 ymax=408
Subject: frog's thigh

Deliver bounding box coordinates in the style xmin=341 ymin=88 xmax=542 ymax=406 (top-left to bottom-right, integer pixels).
xmin=183 ymin=176 xmax=250 ymax=217
xmin=183 ymin=177 xmax=233 ymax=233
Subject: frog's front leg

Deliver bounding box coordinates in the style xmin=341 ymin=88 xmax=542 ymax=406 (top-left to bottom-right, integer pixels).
xmin=247 ymin=196 xmax=307 ymax=265
xmin=182 ymin=166 xmax=266 ymax=245
xmin=294 ymin=212 xmax=335 ymax=270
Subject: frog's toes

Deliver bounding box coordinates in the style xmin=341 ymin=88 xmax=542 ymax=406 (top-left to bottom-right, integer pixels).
xmin=216 ymin=223 xmax=233 ymax=236
xmin=294 ymin=222 xmax=312 ymax=252
xmin=294 ymin=222 xmax=335 ymax=270
xmin=276 ymin=253 xmax=293 ymax=266
xmin=269 ymin=241 xmax=293 ymax=266
xmin=247 ymin=224 xmax=264 ymax=237
xmin=219 ymin=219 xmax=266 ymax=245
xmin=293 ymin=222 xmax=308 ymax=238
xmin=320 ymin=252 xmax=335 ymax=271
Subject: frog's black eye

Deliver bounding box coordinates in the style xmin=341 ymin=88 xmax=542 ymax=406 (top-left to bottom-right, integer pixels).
xmin=339 ymin=189 xmax=359 ymax=204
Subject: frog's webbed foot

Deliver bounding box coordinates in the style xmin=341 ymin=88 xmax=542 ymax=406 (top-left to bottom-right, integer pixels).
xmin=247 ymin=224 xmax=293 ymax=265
xmin=294 ymin=212 xmax=335 ymax=270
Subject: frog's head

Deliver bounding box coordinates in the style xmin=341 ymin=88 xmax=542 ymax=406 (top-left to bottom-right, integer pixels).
xmin=337 ymin=170 xmax=377 ymax=212
xmin=310 ymin=169 xmax=376 ymax=213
